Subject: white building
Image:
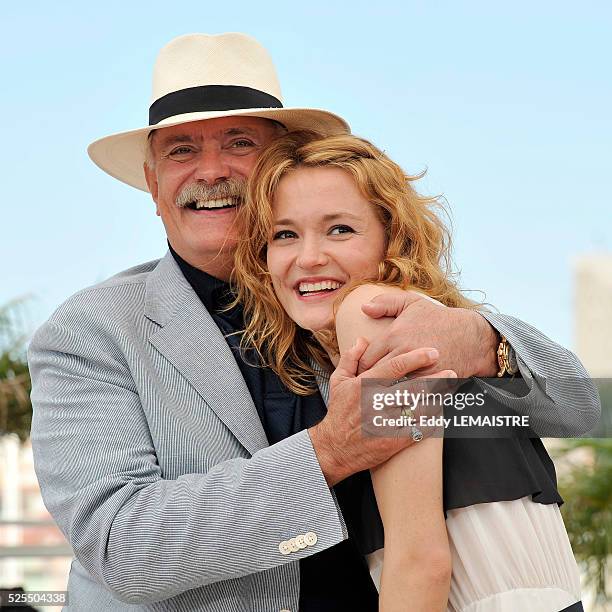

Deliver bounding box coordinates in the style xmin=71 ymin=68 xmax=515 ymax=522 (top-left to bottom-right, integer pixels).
xmin=574 ymin=253 xmax=612 ymax=377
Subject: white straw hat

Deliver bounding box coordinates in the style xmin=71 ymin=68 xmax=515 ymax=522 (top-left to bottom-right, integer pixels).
xmin=88 ymin=33 xmax=350 ymax=192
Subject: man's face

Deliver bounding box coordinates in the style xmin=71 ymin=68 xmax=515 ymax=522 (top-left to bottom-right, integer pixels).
xmin=144 ymin=116 xmax=280 ymax=276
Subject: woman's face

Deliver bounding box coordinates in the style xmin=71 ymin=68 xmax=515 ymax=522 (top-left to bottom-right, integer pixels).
xmin=266 ymin=166 xmax=387 ymax=332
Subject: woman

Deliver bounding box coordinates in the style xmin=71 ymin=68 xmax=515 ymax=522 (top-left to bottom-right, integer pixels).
xmin=232 ymin=130 xmax=583 ymax=611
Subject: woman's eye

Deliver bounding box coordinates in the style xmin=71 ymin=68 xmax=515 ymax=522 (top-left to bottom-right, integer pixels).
xmin=329 ymin=225 xmax=354 ymax=235
xmin=272 ymin=230 xmax=297 ymax=240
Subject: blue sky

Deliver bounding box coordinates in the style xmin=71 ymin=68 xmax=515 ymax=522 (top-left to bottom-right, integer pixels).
xmin=2 ymin=1 xmax=610 ymax=348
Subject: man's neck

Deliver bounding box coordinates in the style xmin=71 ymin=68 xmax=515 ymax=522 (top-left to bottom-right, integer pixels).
xmin=168 ymin=243 xmax=233 ymax=282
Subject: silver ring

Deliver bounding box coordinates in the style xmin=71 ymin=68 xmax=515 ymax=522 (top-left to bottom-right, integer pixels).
xmin=411 ymin=426 xmax=423 ymax=442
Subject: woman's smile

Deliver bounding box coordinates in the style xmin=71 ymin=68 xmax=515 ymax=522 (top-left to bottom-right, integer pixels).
xmin=294 ymin=277 xmax=345 ymax=300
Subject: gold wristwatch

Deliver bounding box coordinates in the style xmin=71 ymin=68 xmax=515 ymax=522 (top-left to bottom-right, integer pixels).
xmin=496 ymin=335 xmax=519 ymax=377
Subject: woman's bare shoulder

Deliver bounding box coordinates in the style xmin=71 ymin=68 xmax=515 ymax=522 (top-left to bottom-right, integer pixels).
xmin=335 ymin=284 xmax=407 ymax=353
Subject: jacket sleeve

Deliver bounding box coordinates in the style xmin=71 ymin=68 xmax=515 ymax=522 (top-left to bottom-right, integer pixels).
xmin=28 ymin=311 xmax=346 ymax=605
xmin=477 ymin=311 xmax=601 ymax=437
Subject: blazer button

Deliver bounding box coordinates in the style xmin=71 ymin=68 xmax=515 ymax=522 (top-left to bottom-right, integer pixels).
xmin=278 ymin=541 xmax=291 ymax=555
xmin=304 ymin=531 xmax=318 ymax=546
xmin=295 ymin=534 xmax=307 ymax=549
xmin=288 ymin=538 xmax=300 ymax=553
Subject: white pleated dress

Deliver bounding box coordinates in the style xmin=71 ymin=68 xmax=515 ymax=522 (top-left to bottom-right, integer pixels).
xmin=366 ymin=495 xmax=582 ymax=611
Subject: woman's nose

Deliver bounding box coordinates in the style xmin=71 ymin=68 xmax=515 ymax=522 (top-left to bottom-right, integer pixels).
xmin=296 ymin=239 xmax=329 ymax=269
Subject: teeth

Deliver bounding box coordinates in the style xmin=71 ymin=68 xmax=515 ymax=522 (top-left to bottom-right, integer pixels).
xmin=194 ymin=198 xmax=235 ymax=209
xmin=298 ymin=280 xmax=342 ymax=293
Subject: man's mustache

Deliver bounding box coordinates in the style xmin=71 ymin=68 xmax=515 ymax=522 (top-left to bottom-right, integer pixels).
xmin=175 ymin=179 xmax=247 ymax=208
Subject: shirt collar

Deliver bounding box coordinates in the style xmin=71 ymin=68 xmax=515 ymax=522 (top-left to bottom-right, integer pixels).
xmin=168 ymin=242 xmax=231 ymax=313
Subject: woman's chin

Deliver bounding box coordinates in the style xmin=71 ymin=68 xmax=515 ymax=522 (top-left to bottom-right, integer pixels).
xmin=298 ymin=318 xmax=334 ymax=334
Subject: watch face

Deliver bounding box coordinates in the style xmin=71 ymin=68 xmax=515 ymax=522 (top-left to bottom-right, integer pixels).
xmin=507 ymin=346 xmax=519 ymax=375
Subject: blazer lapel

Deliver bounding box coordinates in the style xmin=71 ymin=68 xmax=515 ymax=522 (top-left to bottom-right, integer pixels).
xmin=144 ymin=252 xmax=269 ymax=456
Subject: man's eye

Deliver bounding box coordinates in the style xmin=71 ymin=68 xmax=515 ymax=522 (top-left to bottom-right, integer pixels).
xmin=230 ymin=139 xmax=255 ymax=148
xmin=168 ymin=146 xmax=195 ymax=156
xmin=272 ymin=230 xmax=297 ymax=240
xmin=329 ymin=225 xmax=354 ymax=235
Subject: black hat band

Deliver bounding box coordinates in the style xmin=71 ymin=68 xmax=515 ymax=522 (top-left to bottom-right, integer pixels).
xmin=149 ymin=85 xmax=283 ymax=125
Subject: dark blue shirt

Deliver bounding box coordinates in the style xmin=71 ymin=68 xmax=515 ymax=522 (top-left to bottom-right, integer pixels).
xmin=169 ymin=246 xmax=380 ymax=611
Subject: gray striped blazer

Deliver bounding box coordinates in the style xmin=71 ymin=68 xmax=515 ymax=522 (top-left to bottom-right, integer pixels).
xmin=28 ymin=252 xmax=600 ymax=611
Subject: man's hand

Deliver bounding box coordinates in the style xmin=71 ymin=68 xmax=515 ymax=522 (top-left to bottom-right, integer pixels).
xmin=308 ymin=339 xmax=456 ymax=486
xmin=358 ymin=291 xmax=499 ymax=378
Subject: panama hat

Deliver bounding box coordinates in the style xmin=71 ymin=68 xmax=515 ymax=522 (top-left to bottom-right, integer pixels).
xmin=88 ymin=33 xmax=350 ymax=192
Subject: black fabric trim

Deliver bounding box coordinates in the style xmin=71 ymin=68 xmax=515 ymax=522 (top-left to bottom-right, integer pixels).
xmin=149 ymin=85 xmax=283 ymax=125
xmin=560 ymin=602 xmax=584 ymax=612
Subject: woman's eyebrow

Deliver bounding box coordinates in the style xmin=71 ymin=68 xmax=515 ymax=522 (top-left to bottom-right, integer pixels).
xmin=274 ymin=212 xmax=363 ymax=226
xmin=320 ymin=212 xmax=362 ymax=222
xmin=272 ymin=218 xmax=296 ymax=227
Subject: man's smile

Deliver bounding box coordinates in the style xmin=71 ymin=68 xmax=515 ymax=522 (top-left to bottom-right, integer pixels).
xmin=184 ymin=197 xmax=238 ymax=211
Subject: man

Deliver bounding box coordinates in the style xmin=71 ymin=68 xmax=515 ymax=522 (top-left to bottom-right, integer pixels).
xmin=28 ymin=33 xmax=599 ymax=611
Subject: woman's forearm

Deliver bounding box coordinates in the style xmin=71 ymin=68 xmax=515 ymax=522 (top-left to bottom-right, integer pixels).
xmin=371 ymin=439 xmax=450 ymax=612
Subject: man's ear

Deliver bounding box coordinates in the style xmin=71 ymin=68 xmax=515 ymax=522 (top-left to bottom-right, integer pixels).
xmin=143 ymin=163 xmax=160 ymax=216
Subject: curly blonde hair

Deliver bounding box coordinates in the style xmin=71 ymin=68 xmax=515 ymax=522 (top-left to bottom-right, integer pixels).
xmin=231 ymin=130 xmax=477 ymax=394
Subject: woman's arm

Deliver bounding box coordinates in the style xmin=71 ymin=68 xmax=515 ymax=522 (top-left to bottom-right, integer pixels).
xmin=335 ymin=284 xmax=451 ymax=612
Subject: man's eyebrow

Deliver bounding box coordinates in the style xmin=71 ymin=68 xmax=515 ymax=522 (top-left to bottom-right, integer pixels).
xmin=156 ymin=134 xmax=196 ymax=149
xmin=155 ymin=128 xmax=257 ymax=149
xmin=224 ymin=127 xmax=258 ymax=137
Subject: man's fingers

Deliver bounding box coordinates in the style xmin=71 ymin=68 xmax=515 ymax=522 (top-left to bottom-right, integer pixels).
xmin=357 ymin=338 xmax=391 ymax=374
xmin=359 ymin=345 xmax=443 ymax=378
xmin=412 ymin=369 xmax=460 ymax=395
xmin=415 ymin=369 xmax=458 ymax=380
xmin=360 ymin=347 xmax=439 ymax=380
xmin=331 ymin=337 xmax=369 ymax=381
xmin=360 ymin=291 xmax=423 ymax=319
xmin=408 ymin=362 xmax=447 ymax=377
